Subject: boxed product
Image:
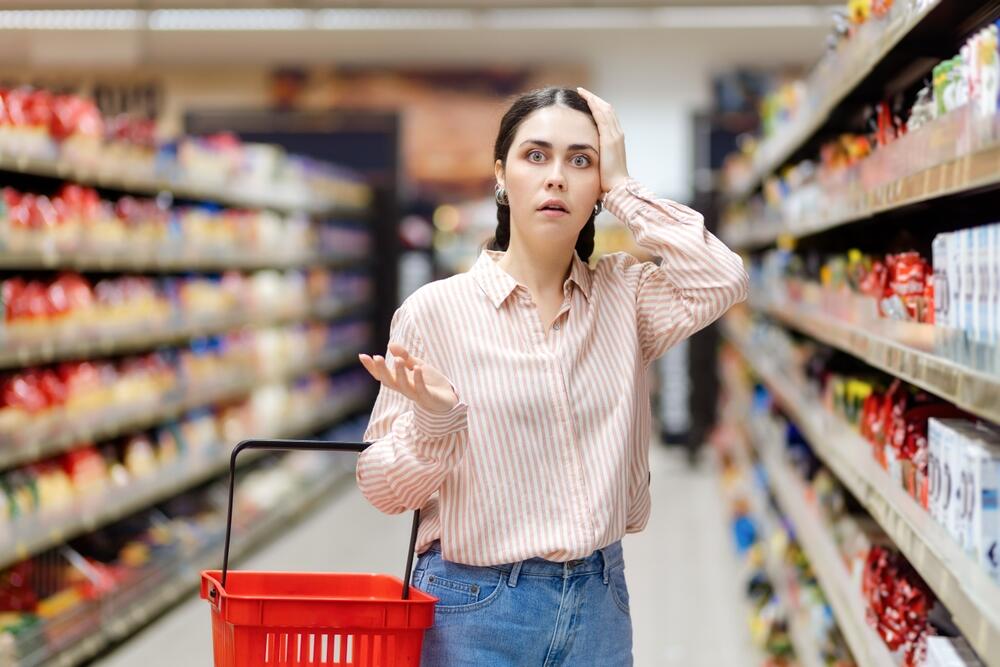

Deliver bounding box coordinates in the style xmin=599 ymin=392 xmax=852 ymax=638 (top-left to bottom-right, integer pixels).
xmin=925 ymin=636 xmax=985 ymax=666
xmin=931 ymin=232 xmax=952 ymax=329
xmin=928 ymin=418 xmax=1000 ymax=581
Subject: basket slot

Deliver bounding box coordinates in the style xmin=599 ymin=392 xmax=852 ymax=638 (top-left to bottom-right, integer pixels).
xmin=340 ymin=633 xmax=352 ymax=664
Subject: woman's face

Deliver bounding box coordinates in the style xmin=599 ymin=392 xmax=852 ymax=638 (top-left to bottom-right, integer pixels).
xmin=496 ymin=105 xmax=602 ymax=251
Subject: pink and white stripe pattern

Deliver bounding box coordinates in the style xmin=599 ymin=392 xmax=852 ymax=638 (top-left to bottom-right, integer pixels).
xmin=357 ymin=177 xmax=748 ymax=566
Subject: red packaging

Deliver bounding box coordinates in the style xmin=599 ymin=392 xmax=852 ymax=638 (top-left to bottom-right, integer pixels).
xmin=862 ymin=546 xmax=934 ymax=666
xmin=883 ymin=252 xmax=929 ymax=322
xmin=859 ymin=259 xmax=888 ymax=302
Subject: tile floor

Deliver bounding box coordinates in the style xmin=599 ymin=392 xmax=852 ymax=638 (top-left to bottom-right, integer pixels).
xmin=93 ymin=443 xmax=754 ymax=667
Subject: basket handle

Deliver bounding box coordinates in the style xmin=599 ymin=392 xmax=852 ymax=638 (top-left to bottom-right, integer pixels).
xmin=218 ymin=438 xmax=421 ymax=602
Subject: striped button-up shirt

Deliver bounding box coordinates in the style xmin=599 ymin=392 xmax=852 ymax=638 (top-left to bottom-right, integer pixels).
xmin=357 ymin=177 xmax=748 ymax=566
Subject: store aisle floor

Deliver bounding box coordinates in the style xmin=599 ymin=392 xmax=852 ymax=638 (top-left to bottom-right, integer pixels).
xmin=93 ymin=443 xmax=752 ymax=667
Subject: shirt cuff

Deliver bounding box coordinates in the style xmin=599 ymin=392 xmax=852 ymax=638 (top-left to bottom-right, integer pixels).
xmin=604 ymin=177 xmax=703 ymax=226
xmin=603 ymin=177 xmax=654 ymax=221
xmin=413 ymin=400 xmax=469 ymax=437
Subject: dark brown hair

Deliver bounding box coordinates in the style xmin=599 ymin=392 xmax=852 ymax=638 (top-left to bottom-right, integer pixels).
xmin=486 ymin=86 xmax=598 ymax=263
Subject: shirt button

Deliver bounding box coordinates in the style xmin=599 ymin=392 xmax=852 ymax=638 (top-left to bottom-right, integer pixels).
xmin=553 ymin=323 xmax=560 ymax=330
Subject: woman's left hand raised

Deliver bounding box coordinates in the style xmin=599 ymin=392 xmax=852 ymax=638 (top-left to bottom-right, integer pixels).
xmin=577 ymin=87 xmax=630 ymax=195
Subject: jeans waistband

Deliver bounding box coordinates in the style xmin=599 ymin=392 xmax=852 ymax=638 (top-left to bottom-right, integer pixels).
xmin=424 ymin=540 xmax=623 ymax=579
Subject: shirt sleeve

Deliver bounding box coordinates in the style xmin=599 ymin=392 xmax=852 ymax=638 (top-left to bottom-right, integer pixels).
xmin=603 ymin=177 xmax=749 ymax=366
xmin=356 ymin=299 xmax=470 ymax=515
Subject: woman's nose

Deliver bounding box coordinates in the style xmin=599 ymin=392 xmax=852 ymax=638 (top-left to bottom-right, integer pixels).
xmin=545 ymin=169 xmax=567 ymax=190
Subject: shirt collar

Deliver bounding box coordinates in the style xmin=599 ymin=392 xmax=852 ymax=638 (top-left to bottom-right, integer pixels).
xmin=472 ymin=249 xmax=593 ymax=309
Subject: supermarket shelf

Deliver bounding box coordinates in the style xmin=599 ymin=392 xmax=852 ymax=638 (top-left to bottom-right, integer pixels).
xmin=0 ymin=343 xmax=366 ymax=470
xmin=0 ymin=150 xmax=359 ymax=217
xmin=726 ymin=0 xmax=943 ymax=201
xmin=727 ymin=324 xmax=1000 ymax=666
xmin=24 ymin=448 xmax=359 ymax=667
xmin=747 ymin=422 xmax=896 ymax=667
xmin=739 ymin=447 xmax=827 ymax=667
xmin=765 ymin=548 xmax=826 ymax=667
xmin=0 ymin=392 xmax=370 ymax=572
xmin=725 ymin=125 xmax=1000 ymax=250
xmin=757 ymin=300 xmax=1000 ymax=424
xmin=785 ymin=601 xmax=825 ymax=667
xmin=0 ymin=297 xmax=369 ymax=369
xmin=0 ymin=246 xmax=368 ymax=272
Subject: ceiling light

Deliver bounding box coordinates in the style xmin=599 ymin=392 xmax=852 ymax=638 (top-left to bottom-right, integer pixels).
xmin=317 ymin=9 xmax=475 ymax=31
xmin=0 ymin=9 xmax=141 ymax=30
xmin=147 ymin=9 xmax=310 ymax=31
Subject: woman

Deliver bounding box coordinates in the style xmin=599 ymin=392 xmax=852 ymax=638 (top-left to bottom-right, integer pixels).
xmin=357 ymin=86 xmax=748 ymax=666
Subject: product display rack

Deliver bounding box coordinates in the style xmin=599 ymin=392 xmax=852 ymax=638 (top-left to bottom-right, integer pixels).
xmin=15 ymin=445 xmax=362 ymax=667
xmin=755 ymin=299 xmax=1000 ymax=424
xmin=730 ymin=366 xmax=895 ymax=667
xmin=724 ymin=0 xmax=999 ymax=203
xmin=752 ymin=419 xmax=897 ymax=667
xmin=0 ymin=124 xmax=380 ymax=665
xmin=0 ymin=338 xmax=368 ymax=470
xmin=0 ymin=391 xmax=370 ymax=571
xmin=718 ymin=3 xmax=1000 ymax=665
xmin=725 ymin=120 xmax=1000 ymax=250
xmin=0 ymin=297 xmax=365 ymax=370
xmin=742 ymin=450 xmax=829 ymax=667
xmin=725 ymin=323 xmax=1000 ymax=666
xmin=0 ymin=150 xmax=362 ymax=217
xmin=726 ymin=0 xmax=940 ymax=200
xmin=0 ymin=247 xmax=368 ymax=273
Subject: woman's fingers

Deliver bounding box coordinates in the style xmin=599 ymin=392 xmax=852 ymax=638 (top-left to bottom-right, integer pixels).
xmin=413 ymin=365 xmax=430 ymax=399
xmin=393 ymin=356 xmax=418 ymax=395
xmin=360 ymin=348 xmax=460 ymax=414
xmin=388 ymin=342 xmax=420 ymax=368
xmin=358 ymin=353 xmax=377 ymax=380
xmin=578 ymin=87 xmax=620 ymax=127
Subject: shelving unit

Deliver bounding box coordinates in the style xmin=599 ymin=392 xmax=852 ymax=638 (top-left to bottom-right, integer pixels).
xmin=725 ymin=125 xmax=1000 ymax=250
xmin=725 ymin=0 xmax=945 ymax=201
xmin=0 ymin=247 xmax=368 ymax=273
xmin=0 ymin=297 xmax=367 ymax=369
xmin=755 ymin=299 xmax=1000 ymax=423
xmin=0 ymin=392 xmax=370 ymax=571
xmin=15 ymin=449 xmax=360 ymax=667
xmin=0 ymin=114 xmax=380 ymax=666
xmin=717 ymin=3 xmax=1000 ymax=663
xmin=0 ymin=150 xmax=360 ymax=216
xmin=725 ymin=324 xmax=1000 ymax=666
xmin=745 ymin=463 xmax=828 ymax=667
xmin=750 ymin=425 xmax=897 ymax=667
xmin=0 ymin=342 xmax=366 ymax=469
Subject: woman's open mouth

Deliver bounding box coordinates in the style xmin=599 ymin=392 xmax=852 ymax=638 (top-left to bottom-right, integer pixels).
xmin=538 ymin=200 xmax=569 ymax=218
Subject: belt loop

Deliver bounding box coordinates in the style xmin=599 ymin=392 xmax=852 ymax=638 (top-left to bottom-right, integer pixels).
xmin=508 ymin=560 xmax=523 ymax=588
xmin=601 ymin=548 xmax=610 ymax=585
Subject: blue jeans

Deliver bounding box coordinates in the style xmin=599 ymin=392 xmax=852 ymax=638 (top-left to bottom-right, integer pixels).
xmin=412 ymin=541 xmax=633 ymax=666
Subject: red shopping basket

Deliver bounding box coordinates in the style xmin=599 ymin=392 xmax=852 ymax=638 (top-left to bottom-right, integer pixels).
xmin=200 ymin=439 xmax=437 ymax=666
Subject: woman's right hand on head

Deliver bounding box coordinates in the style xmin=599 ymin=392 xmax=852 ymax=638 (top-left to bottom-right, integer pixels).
xmin=359 ymin=343 xmax=460 ymax=414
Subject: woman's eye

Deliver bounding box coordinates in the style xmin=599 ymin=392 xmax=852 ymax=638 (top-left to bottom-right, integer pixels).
xmin=572 ymin=155 xmax=591 ymax=167
xmin=528 ymin=150 xmax=545 ymax=162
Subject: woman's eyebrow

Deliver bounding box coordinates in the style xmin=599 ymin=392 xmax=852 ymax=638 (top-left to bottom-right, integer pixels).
xmin=519 ymin=139 xmax=597 ymax=153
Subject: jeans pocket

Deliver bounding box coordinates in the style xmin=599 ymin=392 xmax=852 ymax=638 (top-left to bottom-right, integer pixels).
xmin=422 ymin=556 xmax=505 ymax=614
xmin=609 ymin=564 xmax=631 ymax=615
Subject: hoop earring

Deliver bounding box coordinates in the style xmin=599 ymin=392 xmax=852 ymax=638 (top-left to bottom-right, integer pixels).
xmin=495 ymin=184 xmax=509 ymax=206
xmin=594 ymin=200 xmax=603 ymax=216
